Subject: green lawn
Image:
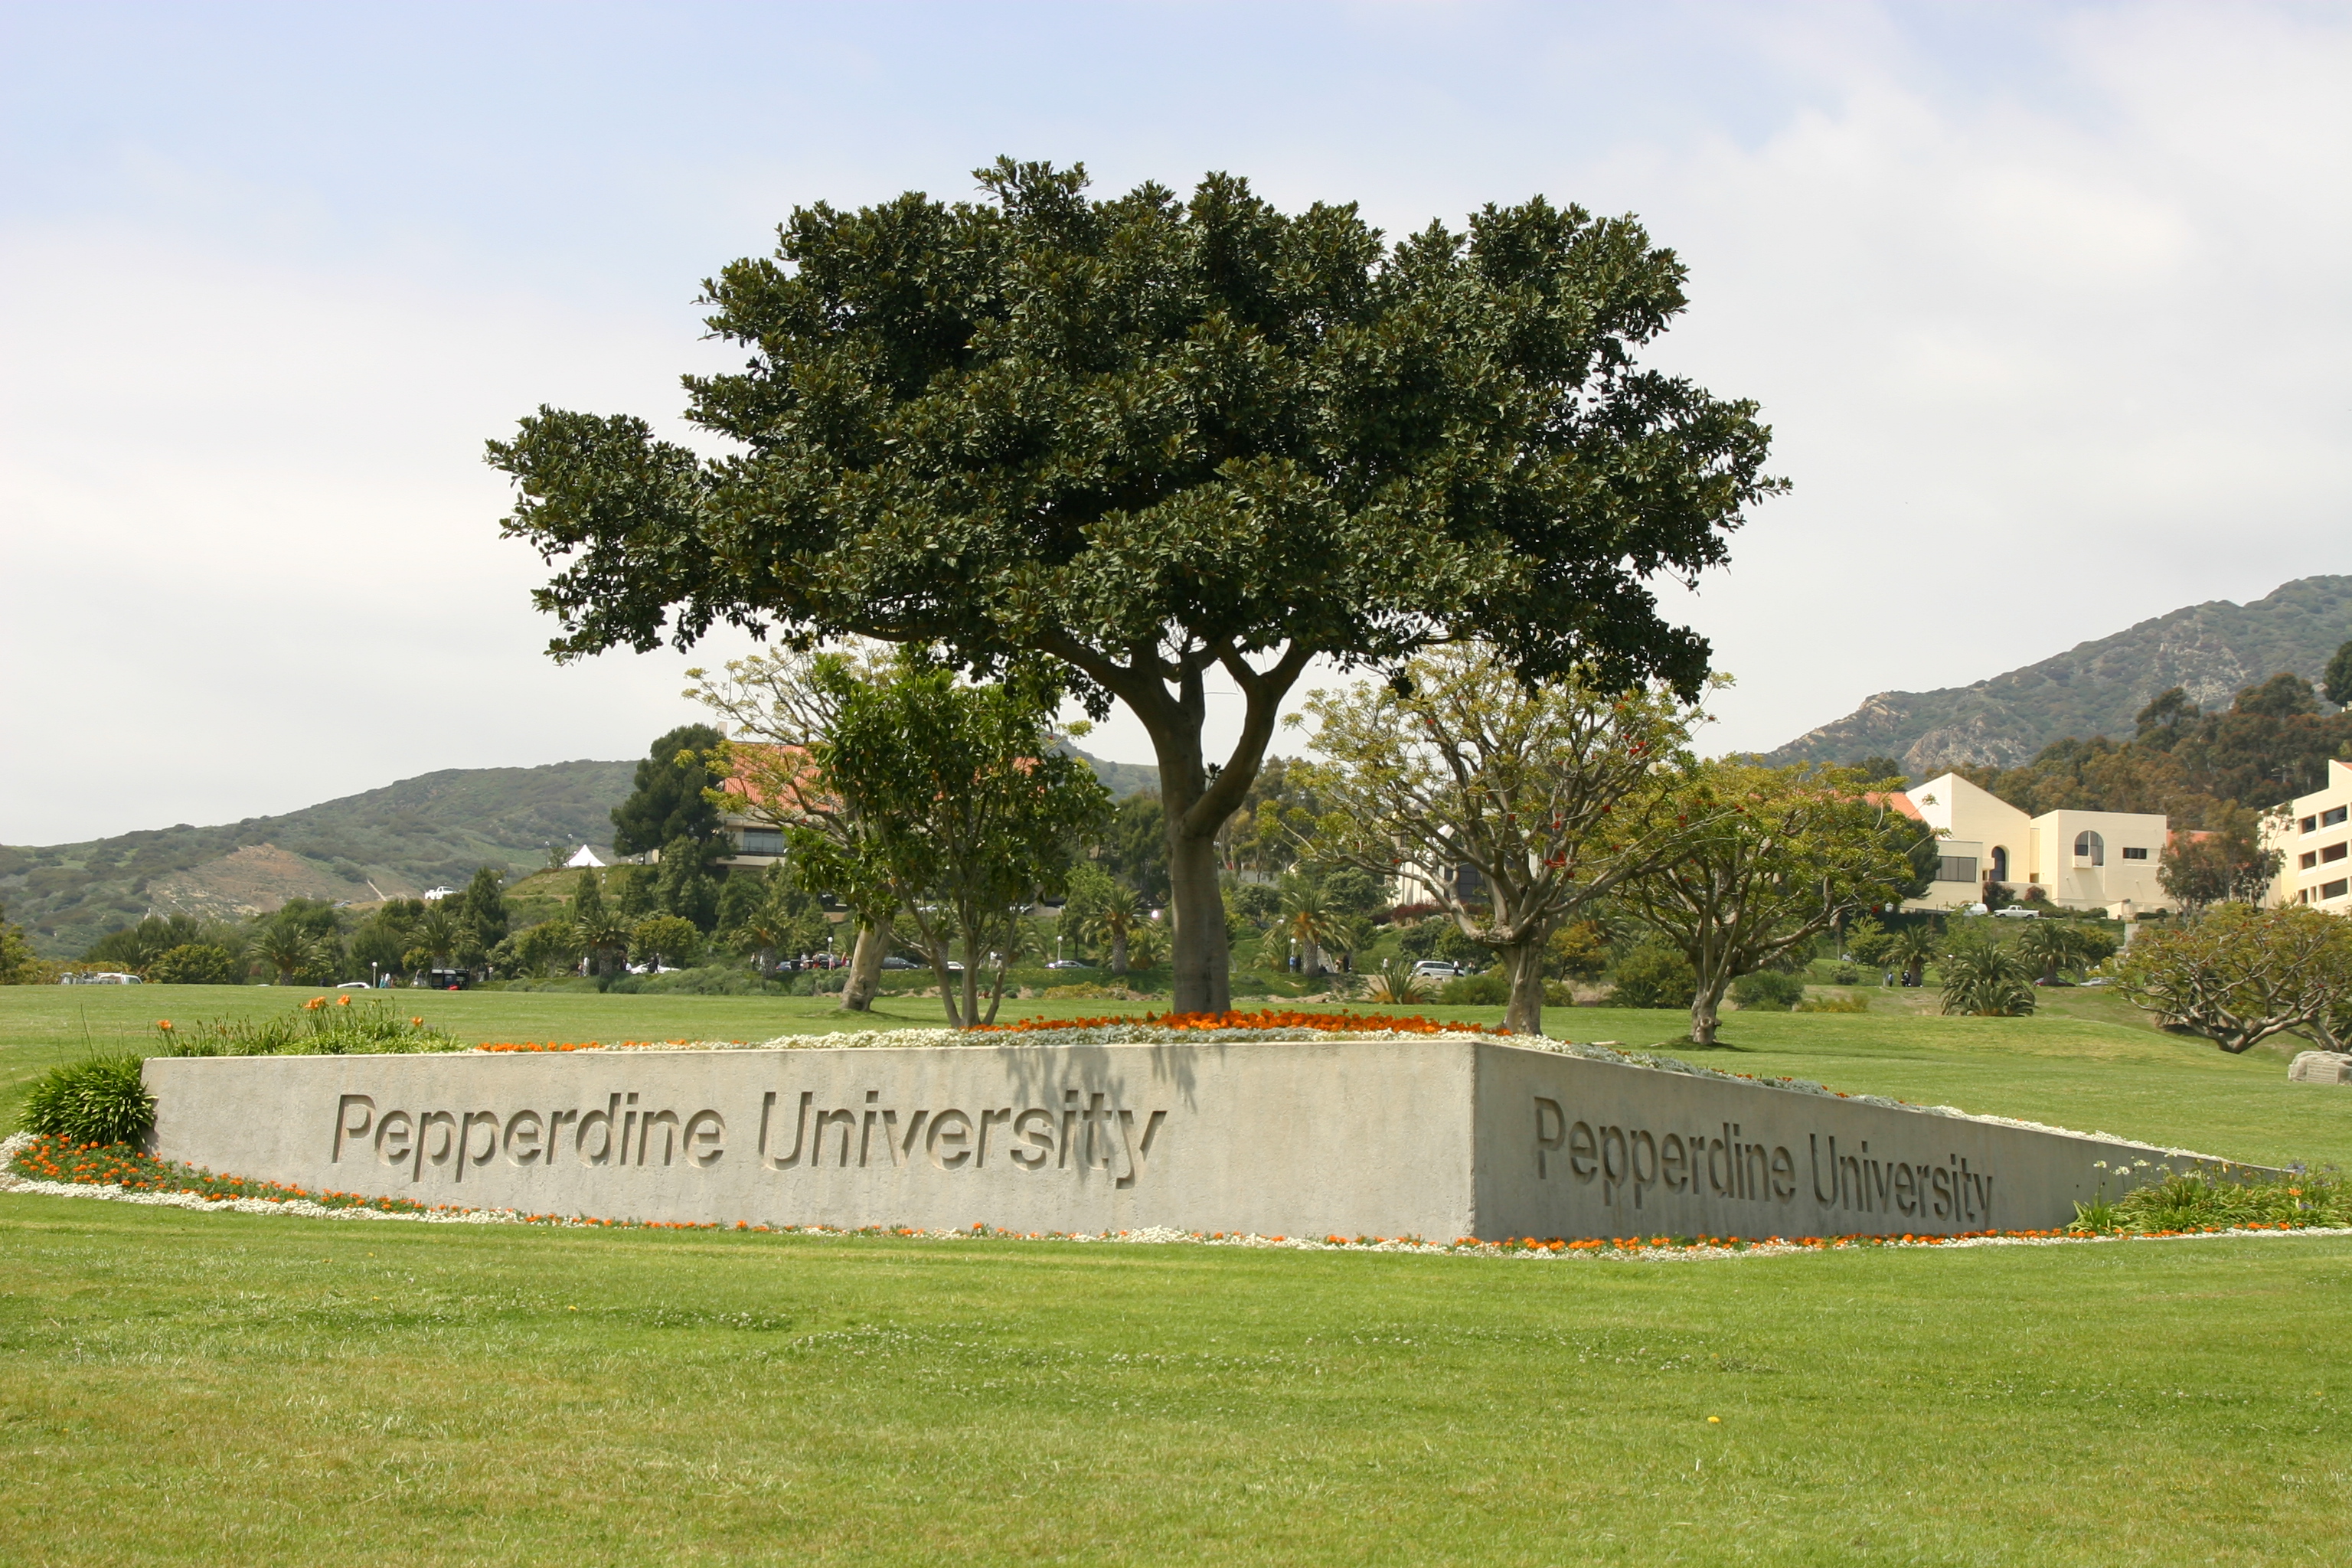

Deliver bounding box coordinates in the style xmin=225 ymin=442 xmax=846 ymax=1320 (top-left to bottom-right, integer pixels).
xmin=1 ymin=1197 xmax=2345 ymax=1565
xmin=5 ymin=987 xmax=2352 ymax=1562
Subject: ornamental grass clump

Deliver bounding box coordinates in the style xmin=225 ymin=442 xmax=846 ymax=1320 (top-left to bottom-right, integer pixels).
xmin=2103 ymin=1167 xmax=2351 ymax=1233
xmin=155 ymin=995 xmax=459 ymax=1057
xmin=18 ymin=1055 xmax=156 ymax=1147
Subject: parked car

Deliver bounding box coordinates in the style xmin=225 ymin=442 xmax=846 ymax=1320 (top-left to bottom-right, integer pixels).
xmin=1992 ymin=906 xmax=2040 ymax=919
xmin=1412 ymin=960 xmax=1467 ymax=978
xmin=335 ymin=980 xmax=374 ymax=989
xmin=880 ymin=956 xmax=921 ymax=970
xmin=1045 ymin=959 xmax=1090 ymax=970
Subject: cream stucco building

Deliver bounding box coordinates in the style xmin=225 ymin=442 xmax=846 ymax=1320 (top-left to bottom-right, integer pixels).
xmin=2265 ymin=759 xmax=2352 ymax=913
xmin=1900 ymin=773 xmax=2173 ymax=916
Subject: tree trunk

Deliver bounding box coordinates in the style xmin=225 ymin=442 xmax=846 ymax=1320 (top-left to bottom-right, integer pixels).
xmin=1166 ymin=828 xmax=1230 ymax=1014
xmin=1503 ymin=941 xmax=1545 ymax=1036
xmin=1689 ymin=977 xmax=1733 ymax=1046
xmin=1110 ymin=930 xmax=1129 ymax=977
xmin=837 ymin=921 xmax=884 ymax=1012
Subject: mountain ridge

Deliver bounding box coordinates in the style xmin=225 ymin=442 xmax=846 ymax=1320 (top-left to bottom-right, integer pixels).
xmin=1761 ymin=574 xmax=2352 ymax=776
xmin=2 ymin=745 xmax=1161 ymax=957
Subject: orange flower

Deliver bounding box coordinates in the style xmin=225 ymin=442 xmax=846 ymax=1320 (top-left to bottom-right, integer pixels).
xmin=155 ymin=1020 xmax=174 ymax=1031
xmin=303 ymin=996 xmax=325 ymax=1011
xmin=336 ymin=994 xmax=352 ymax=1008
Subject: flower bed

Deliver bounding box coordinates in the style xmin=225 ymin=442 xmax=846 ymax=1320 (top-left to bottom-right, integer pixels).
xmin=7 ymin=1129 xmax=2344 ymax=1256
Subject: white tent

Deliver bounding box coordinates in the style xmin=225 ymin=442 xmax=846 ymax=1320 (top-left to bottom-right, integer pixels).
xmin=565 ymin=844 xmax=606 ymax=868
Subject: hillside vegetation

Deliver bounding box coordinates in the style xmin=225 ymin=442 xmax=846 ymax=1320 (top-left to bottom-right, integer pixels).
xmin=1766 ymin=573 xmax=2352 ymax=774
xmin=0 ymin=761 xmax=635 ymax=957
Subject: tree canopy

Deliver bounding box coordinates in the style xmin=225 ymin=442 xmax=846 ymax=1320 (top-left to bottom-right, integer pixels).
xmin=610 ymin=724 xmax=726 ymax=858
xmin=491 ymin=158 xmax=1782 ymax=1011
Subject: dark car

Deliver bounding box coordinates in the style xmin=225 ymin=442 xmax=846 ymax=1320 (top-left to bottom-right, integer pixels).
xmin=880 ymin=956 xmax=922 ymax=970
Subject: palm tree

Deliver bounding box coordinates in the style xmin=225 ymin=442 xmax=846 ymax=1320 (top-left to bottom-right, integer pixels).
xmin=1123 ymin=916 xmax=1169 ymax=972
xmin=1071 ymin=882 xmax=1144 ymax=975
xmin=1939 ymin=931 xmax=2036 ymax=1017
xmin=2016 ymin=919 xmax=2091 ymax=985
xmin=1888 ymin=924 xmax=1940 ymax=988
xmin=253 ymin=921 xmax=326 ymax=987
xmin=573 ymin=903 xmax=632 ymax=978
xmin=1259 ymin=883 xmax=1341 ymax=978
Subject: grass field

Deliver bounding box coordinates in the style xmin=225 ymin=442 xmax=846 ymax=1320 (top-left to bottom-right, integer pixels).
xmin=5 ymin=986 xmax=2349 ymax=1563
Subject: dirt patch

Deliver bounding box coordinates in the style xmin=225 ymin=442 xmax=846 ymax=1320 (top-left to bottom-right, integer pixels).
xmin=148 ymin=843 xmax=374 ymax=920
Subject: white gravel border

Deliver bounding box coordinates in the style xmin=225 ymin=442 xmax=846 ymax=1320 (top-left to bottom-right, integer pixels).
xmin=8 ymin=1134 xmax=2344 ymax=1260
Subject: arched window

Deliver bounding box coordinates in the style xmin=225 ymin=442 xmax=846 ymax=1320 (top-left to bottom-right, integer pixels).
xmin=1989 ymin=845 xmax=2009 ymax=882
xmin=2073 ymin=830 xmax=2104 ymax=867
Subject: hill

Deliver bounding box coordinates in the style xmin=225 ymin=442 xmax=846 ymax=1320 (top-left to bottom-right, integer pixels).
xmin=0 ymin=761 xmax=637 ymax=957
xmin=1762 ymin=574 xmax=2352 ymax=776
xmin=1 ymin=742 xmax=1163 ymax=959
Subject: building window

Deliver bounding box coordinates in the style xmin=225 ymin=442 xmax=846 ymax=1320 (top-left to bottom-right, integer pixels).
xmin=2304 ymin=851 xmax=2321 ymax=870
xmin=1989 ymin=846 xmax=2009 ymax=880
xmin=1937 ymin=855 xmax=1978 ymax=884
xmin=736 ymin=828 xmax=786 ymax=855
xmin=2325 ymin=842 xmax=2350 ymax=865
xmin=2326 ymin=806 xmax=2350 ymax=828
xmin=2323 ymin=878 xmax=2350 ymax=902
xmin=2073 ymin=830 xmax=2104 ymax=867
xmin=2302 ymin=815 xmax=2319 ymax=834
xmin=2121 ymin=846 xmax=2148 ymax=861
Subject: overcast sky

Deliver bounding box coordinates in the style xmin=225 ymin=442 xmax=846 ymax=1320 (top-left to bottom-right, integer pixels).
xmin=4 ymin=1 xmax=2348 ymax=845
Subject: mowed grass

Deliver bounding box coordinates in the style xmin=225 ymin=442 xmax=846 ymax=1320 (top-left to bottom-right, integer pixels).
xmin=5 ymin=990 xmax=2352 ymax=1563
xmin=1 ymin=1198 xmax=2347 ymax=1566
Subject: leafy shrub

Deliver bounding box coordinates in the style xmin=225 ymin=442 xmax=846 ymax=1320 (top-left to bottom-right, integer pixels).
xmin=1730 ymin=969 xmax=1807 ymax=1011
xmin=148 ymin=943 xmax=243 ymax=985
xmin=1831 ymin=962 xmax=1860 ymax=985
xmin=1606 ymin=944 xmax=1697 ymax=1009
xmin=1438 ymin=971 xmax=1510 ymax=1005
xmin=604 ymin=963 xmax=776 ymax=996
xmin=19 ymin=1055 xmax=155 ymax=1145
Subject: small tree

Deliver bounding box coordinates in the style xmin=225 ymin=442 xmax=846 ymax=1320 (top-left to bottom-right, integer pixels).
xmin=570 ymin=871 xmax=629 ymax=978
xmin=692 ymin=645 xmax=903 ymax=1012
xmin=1616 ymin=763 xmax=1920 ymax=1044
xmin=2160 ymin=806 xmax=2285 ymax=913
xmin=630 ymin=914 xmax=703 ymax=970
xmin=786 ymin=655 xmax=1110 ymax=1026
xmin=2111 ymin=903 xmax=2352 ymax=1054
xmin=1292 ymin=644 xmax=1708 ymax=1034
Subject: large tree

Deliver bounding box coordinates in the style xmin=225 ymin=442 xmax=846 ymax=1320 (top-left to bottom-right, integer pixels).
xmin=1290 ymin=643 xmax=1707 ymax=1035
xmin=490 ymin=160 xmax=1781 ymax=1012
xmin=610 ymin=724 xmax=727 ymax=859
xmin=2112 ymin=903 xmax=2352 ymax=1054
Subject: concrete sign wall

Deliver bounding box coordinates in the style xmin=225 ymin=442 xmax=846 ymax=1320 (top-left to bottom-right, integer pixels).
xmin=144 ymin=1040 xmax=2175 ymax=1240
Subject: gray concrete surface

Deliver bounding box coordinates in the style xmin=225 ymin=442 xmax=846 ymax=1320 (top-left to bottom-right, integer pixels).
xmin=144 ymin=1039 xmax=2197 ymax=1240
